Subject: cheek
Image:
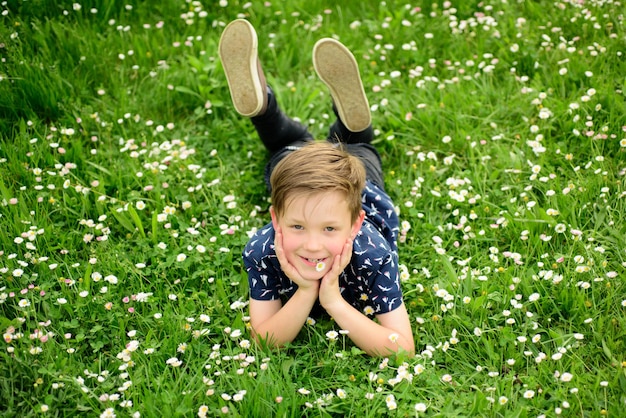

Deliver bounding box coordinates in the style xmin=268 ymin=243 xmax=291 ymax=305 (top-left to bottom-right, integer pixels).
xmin=327 ymin=237 xmax=349 ymax=256
xmin=279 ymin=232 xmax=299 ymax=255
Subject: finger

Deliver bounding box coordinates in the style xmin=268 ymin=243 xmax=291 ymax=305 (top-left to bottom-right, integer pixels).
xmin=320 ymin=255 xmax=342 ymax=301
xmin=274 ymin=235 xmax=289 ymax=266
xmin=326 ymin=253 xmax=343 ymax=279
xmin=323 ymin=240 xmax=352 ymax=281
xmin=343 ymin=238 xmax=353 ymax=257
xmin=273 ymin=228 xmax=303 ymax=281
xmin=274 ymin=229 xmax=289 ymax=265
xmin=339 ymin=239 xmax=353 ymax=268
xmin=273 ymin=228 xmax=283 ymax=256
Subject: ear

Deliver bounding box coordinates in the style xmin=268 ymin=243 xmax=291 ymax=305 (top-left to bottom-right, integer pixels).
xmin=350 ymin=210 xmax=366 ymax=239
xmin=269 ymin=206 xmax=279 ymax=230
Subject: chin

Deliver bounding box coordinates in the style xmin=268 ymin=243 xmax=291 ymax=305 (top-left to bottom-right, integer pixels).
xmin=301 ymin=273 xmax=323 ymax=281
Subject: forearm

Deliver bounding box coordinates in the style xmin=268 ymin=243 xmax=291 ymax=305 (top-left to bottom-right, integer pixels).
xmin=250 ymin=288 xmax=318 ymax=347
xmin=324 ymin=300 xmax=415 ymax=357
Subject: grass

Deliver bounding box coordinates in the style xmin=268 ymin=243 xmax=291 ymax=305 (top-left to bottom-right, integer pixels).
xmin=1 ymin=0 xmax=625 ymax=416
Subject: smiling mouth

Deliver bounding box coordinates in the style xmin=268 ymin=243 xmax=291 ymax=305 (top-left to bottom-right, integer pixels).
xmin=302 ymin=257 xmax=327 ymax=269
xmin=299 ymin=257 xmax=327 ymax=274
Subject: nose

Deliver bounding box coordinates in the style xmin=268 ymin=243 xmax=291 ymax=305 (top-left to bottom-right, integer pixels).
xmin=303 ymin=232 xmax=323 ymax=252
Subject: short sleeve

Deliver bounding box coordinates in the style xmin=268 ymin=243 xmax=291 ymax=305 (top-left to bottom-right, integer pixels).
xmin=243 ymin=224 xmax=296 ymax=301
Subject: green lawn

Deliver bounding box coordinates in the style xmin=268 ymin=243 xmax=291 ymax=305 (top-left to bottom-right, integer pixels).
xmin=1 ymin=0 xmax=625 ymax=416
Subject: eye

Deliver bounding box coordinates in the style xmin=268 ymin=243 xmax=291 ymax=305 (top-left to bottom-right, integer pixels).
xmin=324 ymin=226 xmax=336 ymax=232
xmin=292 ymin=225 xmax=304 ymax=230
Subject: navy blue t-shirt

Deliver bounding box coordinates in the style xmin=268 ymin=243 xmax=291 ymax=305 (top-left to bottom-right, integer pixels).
xmin=243 ymin=181 xmax=402 ymax=317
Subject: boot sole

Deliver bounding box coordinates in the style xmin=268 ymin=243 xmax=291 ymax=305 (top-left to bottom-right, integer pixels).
xmin=219 ymin=19 xmax=264 ymax=117
xmin=313 ymin=38 xmax=371 ymax=132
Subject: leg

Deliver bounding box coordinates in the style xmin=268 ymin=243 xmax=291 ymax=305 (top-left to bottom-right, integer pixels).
xmin=344 ymin=143 xmax=385 ymax=191
xmin=313 ymin=38 xmax=372 ymax=137
xmin=251 ymin=87 xmax=313 ymax=154
xmin=313 ymin=38 xmax=384 ymax=189
xmin=220 ymin=19 xmax=313 ymax=152
xmin=219 ymin=19 xmax=267 ymax=117
xmin=258 ymin=90 xmax=313 ymax=191
xmin=219 ymin=19 xmax=313 ymax=190
xmin=327 ymin=105 xmax=374 ymax=145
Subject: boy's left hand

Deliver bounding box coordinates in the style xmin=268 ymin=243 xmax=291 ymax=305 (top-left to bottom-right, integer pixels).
xmin=319 ymin=238 xmax=353 ymax=309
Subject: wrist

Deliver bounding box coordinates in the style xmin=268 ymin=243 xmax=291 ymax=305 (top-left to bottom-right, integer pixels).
xmin=320 ymin=295 xmax=348 ymax=315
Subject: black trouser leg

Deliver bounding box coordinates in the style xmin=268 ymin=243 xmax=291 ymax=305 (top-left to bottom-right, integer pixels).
xmin=251 ymin=87 xmax=313 ymax=154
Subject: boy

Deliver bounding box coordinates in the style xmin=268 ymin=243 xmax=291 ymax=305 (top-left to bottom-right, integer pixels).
xmin=219 ymin=19 xmax=414 ymax=356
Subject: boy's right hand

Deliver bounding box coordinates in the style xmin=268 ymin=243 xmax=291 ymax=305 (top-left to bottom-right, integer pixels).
xmin=273 ymin=226 xmax=320 ymax=295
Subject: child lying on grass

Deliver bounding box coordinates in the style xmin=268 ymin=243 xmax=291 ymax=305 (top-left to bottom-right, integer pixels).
xmin=219 ymin=19 xmax=415 ymax=357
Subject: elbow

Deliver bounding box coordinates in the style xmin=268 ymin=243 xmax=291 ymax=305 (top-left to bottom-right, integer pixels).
xmin=250 ymin=327 xmax=288 ymax=350
xmin=381 ymin=336 xmax=416 ymax=358
xmin=364 ymin=338 xmax=415 ymax=358
xmin=386 ymin=330 xmax=415 ymax=357
xmin=403 ymin=342 xmax=416 ymax=358
xmin=403 ymin=336 xmax=416 ymax=357
xmin=390 ymin=339 xmax=415 ymax=358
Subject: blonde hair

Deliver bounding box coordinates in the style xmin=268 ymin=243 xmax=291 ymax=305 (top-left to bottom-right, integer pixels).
xmin=270 ymin=141 xmax=365 ymax=222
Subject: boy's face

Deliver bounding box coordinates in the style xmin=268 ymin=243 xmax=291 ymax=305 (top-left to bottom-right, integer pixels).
xmin=271 ymin=191 xmax=365 ymax=282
